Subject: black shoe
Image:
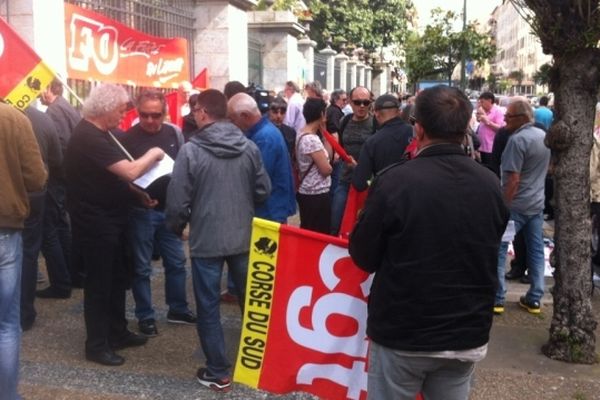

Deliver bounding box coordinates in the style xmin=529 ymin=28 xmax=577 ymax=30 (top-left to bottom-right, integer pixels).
xmin=110 ymin=331 xmax=148 ymax=350
xmin=519 ymin=274 xmax=531 ymax=284
xmin=519 ymin=295 xmax=541 ymax=314
xmin=167 ymin=311 xmax=197 ymax=325
xmin=138 ymin=319 xmax=158 ymax=337
xmin=85 ymin=349 xmax=125 ymax=366
xmin=35 ymin=287 xmax=71 ymax=299
xmin=505 ymin=267 xmax=525 ymax=280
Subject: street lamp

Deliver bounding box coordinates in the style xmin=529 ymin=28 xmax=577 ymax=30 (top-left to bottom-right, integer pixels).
xmin=460 ymin=0 xmax=467 ymax=90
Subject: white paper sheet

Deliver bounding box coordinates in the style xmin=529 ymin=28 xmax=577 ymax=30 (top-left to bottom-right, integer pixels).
xmin=133 ymin=154 xmax=174 ymax=189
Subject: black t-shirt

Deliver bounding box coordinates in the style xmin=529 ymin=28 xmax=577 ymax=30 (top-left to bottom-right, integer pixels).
xmin=119 ymin=123 xmax=181 ymax=210
xmin=65 ymin=119 xmax=130 ymax=221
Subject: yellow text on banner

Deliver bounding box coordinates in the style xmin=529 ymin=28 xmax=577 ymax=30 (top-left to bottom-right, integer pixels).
xmin=234 ymin=218 xmax=281 ymax=388
xmin=5 ymin=61 xmax=54 ymax=110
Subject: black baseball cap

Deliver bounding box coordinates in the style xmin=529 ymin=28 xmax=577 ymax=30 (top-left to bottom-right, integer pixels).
xmin=374 ymin=94 xmax=400 ymax=111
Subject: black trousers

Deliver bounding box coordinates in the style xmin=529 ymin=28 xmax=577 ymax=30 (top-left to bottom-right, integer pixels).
xmin=297 ymin=192 xmax=331 ymax=235
xmin=76 ymin=219 xmax=130 ymax=353
xmin=41 ymin=185 xmax=72 ymax=291
xmin=20 ymin=192 xmax=45 ymax=329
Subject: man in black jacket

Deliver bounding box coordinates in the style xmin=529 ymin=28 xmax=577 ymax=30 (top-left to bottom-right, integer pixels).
xmin=351 ymin=94 xmax=413 ymax=191
xmin=349 ymin=85 xmax=509 ymax=400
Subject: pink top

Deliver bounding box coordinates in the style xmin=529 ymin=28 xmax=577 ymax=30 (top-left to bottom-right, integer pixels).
xmin=477 ymin=105 xmax=505 ymax=153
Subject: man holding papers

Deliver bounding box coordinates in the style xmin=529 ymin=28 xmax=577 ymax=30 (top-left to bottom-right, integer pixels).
xmin=65 ymin=84 xmax=164 ymax=366
xmin=118 ymin=89 xmax=196 ymax=338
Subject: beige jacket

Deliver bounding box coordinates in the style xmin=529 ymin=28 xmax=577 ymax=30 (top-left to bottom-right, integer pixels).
xmin=0 ymin=102 xmax=47 ymax=229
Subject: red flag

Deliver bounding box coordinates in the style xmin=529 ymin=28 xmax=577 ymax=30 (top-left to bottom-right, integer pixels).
xmin=165 ymin=91 xmax=182 ymax=128
xmin=0 ymin=17 xmax=55 ymax=110
xmin=339 ymin=186 xmax=369 ymax=240
xmin=119 ymin=108 xmax=138 ymax=131
xmin=191 ymin=68 xmax=209 ymax=89
xmin=322 ymin=129 xmax=352 ymax=163
xmin=234 ymin=218 xmax=423 ymax=400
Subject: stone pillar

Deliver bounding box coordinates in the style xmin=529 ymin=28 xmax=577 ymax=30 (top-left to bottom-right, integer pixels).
xmin=298 ymin=37 xmax=317 ymax=84
xmin=365 ymin=66 xmax=373 ymax=91
xmin=194 ymin=0 xmax=257 ymax=91
xmin=371 ymin=63 xmax=390 ymax=97
xmin=335 ymin=53 xmax=349 ymax=92
xmin=347 ymin=59 xmax=357 ymax=90
xmin=357 ymin=63 xmax=365 ymax=87
xmin=319 ymin=47 xmax=337 ymax=92
xmin=248 ymin=10 xmax=305 ymax=91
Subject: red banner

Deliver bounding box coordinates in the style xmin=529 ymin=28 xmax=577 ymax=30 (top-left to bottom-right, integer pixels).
xmin=0 ymin=17 xmax=55 ymax=110
xmin=65 ymin=3 xmax=190 ymax=88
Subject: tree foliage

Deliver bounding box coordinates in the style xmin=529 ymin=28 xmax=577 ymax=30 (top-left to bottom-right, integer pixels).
xmin=300 ymin=0 xmax=415 ymax=53
xmin=533 ymin=62 xmax=553 ymax=86
xmin=511 ymin=0 xmax=600 ymax=364
xmin=404 ymin=8 xmax=496 ymax=86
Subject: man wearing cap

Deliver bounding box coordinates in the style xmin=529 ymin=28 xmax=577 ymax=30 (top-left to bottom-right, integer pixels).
xmin=352 ymin=94 xmax=413 ymax=191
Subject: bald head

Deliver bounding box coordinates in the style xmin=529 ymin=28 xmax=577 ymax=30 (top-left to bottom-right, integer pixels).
xmin=227 ymin=92 xmax=262 ymax=132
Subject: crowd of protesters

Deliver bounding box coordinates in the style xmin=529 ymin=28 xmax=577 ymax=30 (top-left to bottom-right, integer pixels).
xmin=0 ymin=77 xmax=558 ymax=399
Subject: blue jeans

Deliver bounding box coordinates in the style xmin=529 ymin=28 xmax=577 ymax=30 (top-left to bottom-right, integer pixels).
xmin=329 ymin=160 xmax=343 ymax=199
xmin=496 ymin=211 xmax=545 ymax=304
xmin=129 ymin=208 xmax=190 ymax=321
xmin=0 ymin=229 xmax=23 ymax=400
xmin=330 ymin=180 xmax=349 ymax=236
xmin=191 ymin=253 xmax=248 ymax=379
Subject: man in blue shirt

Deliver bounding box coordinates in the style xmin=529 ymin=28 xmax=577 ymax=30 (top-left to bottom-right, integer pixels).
xmin=228 ymin=92 xmax=296 ymax=223
xmin=534 ymin=96 xmax=553 ymax=131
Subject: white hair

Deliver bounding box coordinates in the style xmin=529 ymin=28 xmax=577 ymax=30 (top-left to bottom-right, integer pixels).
xmin=228 ymin=92 xmax=261 ymax=117
xmin=82 ymin=84 xmax=129 ymax=119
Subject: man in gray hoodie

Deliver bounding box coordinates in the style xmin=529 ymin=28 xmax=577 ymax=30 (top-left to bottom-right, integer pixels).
xmin=166 ymin=89 xmax=271 ymax=393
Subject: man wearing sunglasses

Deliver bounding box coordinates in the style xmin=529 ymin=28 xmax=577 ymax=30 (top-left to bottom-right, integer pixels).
xmin=267 ymin=96 xmax=296 ymax=161
xmin=119 ymin=89 xmax=196 ymax=338
xmin=331 ymin=86 xmax=375 ymax=236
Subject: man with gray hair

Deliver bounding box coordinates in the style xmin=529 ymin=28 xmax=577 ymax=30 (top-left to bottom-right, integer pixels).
xmin=228 ymin=92 xmax=296 ymax=223
xmin=66 ymin=83 xmax=165 ymax=366
xmin=283 ymin=80 xmax=305 ymax=133
xmin=494 ymin=98 xmax=551 ymax=315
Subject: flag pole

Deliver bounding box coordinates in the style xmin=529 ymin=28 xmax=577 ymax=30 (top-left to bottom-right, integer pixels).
xmin=55 ymin=74 xmax=84 ymax=106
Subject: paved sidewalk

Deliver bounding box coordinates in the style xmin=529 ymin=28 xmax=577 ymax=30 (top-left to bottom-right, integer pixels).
xmin=20 ymin=259 xmax=600 ymax=400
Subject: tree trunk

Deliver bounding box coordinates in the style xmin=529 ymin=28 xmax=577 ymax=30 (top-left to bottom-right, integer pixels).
xmin=542 ymin=50 xmax=599 ymax=364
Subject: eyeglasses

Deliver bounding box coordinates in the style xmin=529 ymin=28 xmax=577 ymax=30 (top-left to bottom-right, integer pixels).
xmin=139 ymin=112 xmax=163 ymax=120
xmin=504 ymin=113 xmax=525 ymax=119
xmin=270 ymin=107 xmax=287 ymax=114
xmin=352 ymin=99 xmax=371 ymax=107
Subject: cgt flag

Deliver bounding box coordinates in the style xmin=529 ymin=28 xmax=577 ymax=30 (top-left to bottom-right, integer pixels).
xmin=235 ymin=219 xmax=424 ymax=400
xmin=0 ymin=17 xmax=55 ymax=110
xmin=235 ymin=218 xmax=372 ymax=400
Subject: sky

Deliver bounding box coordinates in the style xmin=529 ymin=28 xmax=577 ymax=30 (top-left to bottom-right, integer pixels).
xmin=414 ymin=0 xmax=502 ymax=29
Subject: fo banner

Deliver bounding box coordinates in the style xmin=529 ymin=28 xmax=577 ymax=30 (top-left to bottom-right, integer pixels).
xmin=0 ymin=17 xmax=55 ymax=110
xmin=65 ymin=3 xmax=190 ymax=88
xmin=234 ymin=218 xmax=372 ymax=400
